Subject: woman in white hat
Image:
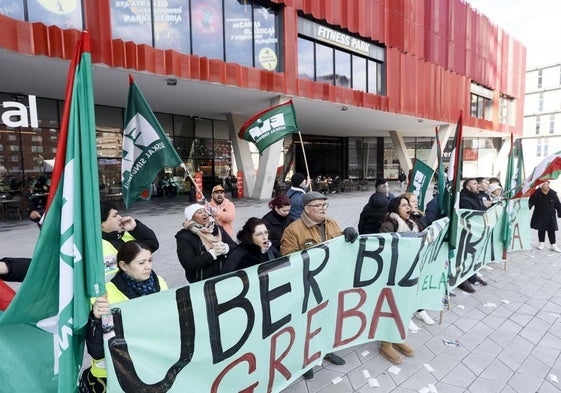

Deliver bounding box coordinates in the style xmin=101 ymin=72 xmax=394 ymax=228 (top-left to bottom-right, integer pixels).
xmin=175 ymin=204 xmax=236 ymax=283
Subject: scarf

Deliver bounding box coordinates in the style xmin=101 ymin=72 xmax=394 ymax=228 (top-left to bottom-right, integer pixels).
xmin=122 ymin=270 xmax=157 ymax=297
xmin=187 ymin=221 xmax=222 ymax=251
xmin=388 ymin=212 xmax=419 ymax=233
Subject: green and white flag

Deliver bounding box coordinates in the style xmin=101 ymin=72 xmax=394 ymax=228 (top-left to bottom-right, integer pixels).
xmin=122 ymin=75 xmax=182 ymax=209
xmin=407 ymin=159 xmax=434 ymax=210
xmin=0 ymin=32 xmax=105 ymax=392
xmin=238 ymin=100 xmax=299 ymax=153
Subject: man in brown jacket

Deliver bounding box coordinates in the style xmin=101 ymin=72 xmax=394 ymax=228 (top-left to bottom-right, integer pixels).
xmin=281 ymin=191 xmax=357 ymax=379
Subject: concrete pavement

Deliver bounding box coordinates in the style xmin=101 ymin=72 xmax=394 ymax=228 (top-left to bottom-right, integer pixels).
xmin=1 ymin=185 xmax=561 ymax=393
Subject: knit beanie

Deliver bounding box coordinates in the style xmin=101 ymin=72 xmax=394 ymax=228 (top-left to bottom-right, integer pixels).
xmin=291 ymin=173 xmax=306 ymax=187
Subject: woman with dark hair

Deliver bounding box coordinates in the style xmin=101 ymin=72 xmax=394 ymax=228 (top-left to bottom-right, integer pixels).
xmin=261 ymin=194 xmax=294 ymax=250
xmin=378 ymin=196 xmax=418 ymax=366
xmin=222 ymin=217 xmax=281 ymax=273
xmin=379 ymin=196 xmax=419 ymax=233
xmin=80 ymin=241 xmax=168 ymax=393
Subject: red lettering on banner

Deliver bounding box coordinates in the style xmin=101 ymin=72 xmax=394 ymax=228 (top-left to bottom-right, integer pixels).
xmin=211 ymin=353 xmax=259 ymax=393
xmin=267 ymin=326 xmax=296 ymax=392
xmin=368 ymin=288 xmax=406 ymax=339
xmin=334 ymin=288 xmax=367 ymax=347
xmin=303 ymin=301 xmax=329 ymax=367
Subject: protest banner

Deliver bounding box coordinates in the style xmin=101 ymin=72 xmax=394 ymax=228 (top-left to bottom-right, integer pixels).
xmin=104 ymin=222 xmax=448 ymax=392
xmin=100 ymin=203 xmax=531 ymax=392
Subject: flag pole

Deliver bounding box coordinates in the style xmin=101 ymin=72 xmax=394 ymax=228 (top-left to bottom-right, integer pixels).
xmin=181 ymin=163 xmax=207 ymax=203
xmin=297 ymin=131 xmax=312 ymax=191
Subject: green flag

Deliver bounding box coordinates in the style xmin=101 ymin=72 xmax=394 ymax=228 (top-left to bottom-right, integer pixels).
xmin=122 ymin=75 xmax=183 ymax=209
xmin=407 ymin=158 xmax=434 ymax=211
xmin=435 ymin=127 xmax=446 ymax=216
xmin=446 ymin=112 xmax=463 ymax=255
xmin=238 ymin=100 xmax=299 ymax=153
xmin=501 ymin=133 xmax=515 ymax=255
xmin=0 ymin=32 xmax=105 ymax=392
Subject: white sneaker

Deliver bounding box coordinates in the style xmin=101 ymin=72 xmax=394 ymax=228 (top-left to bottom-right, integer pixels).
xmin=482 ymin=264 xmax=493 ymax=271
xmin=537 ymin=242 xmax=545 ymax=250
xmin=414 ymin=310 xmax=435 ymax=325
xmin=552 ymin=244 xmax=561 ymax=253
xmin=409 ymin=320 xmax=419 ymax=332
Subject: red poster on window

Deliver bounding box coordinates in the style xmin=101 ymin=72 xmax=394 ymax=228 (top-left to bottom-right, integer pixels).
xmin=195 ymin=171 xmax=204 ymax=202
xmin=236 ymin=171 xmax=244 ymax=199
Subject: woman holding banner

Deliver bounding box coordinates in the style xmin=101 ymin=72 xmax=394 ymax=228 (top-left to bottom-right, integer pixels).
xmin=379 ymin=196 xmax=418 ymax=365
xmin=80 ymin=241 xmax=168 ymax=393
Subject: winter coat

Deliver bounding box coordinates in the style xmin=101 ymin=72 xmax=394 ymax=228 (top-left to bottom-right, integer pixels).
xmin=379 ymin=212 xmax=419 ymax=234
xmin=222 ymin=243 xmax=281 ymax=274
xmin=529 ymin=188 xmax=561 ymax=231
xmin=85 ymin=271 xmax=167 ymax=378
xmin=287 ymin=187 xmax=306 ymax=220
xmin=280 ymin=212 xmax=342 ymax=255
xmin=175 ymin=225 xmax=236 ymax=283
xmin=262 ymin=209 xmax=294 ymax=250
xmin=358 ymin=192 xmax=393 ymax=234
xmin=459 ymin=189 xmax=486 ymax=211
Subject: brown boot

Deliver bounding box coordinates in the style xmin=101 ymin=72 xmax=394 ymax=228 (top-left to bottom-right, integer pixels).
xmin=393 ymin=342 xmax=414 ymax=357
xmin=379 ymin=341 xmax=402 ymax=364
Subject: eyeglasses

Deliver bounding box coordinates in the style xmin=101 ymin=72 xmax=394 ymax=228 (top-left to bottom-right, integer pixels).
xmin=253 ymin=230 xmax=269 ymax=237
xmin=307 ymin=203 xmax=329 ymax=209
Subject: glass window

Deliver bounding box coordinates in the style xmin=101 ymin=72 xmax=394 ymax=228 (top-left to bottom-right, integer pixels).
xmin=36 ymin=98 xmax=59 ymax=128
xmin=538 ymin=69 xmax=542 ymax=89
xmin=28 ymin=0 xmax=83 ymax=29
xmin=352 ymin=55 xmax=367 ymax=92
xmin=334 ymin=49 xmax=351 ymax=88
xmin=95 ymin=105 xmax=123 ymax=128
xmin=155 ymin=113 xmax=173 ymax=136
xmin=367 ymin=60 xmax=378 ymax=94
xmin=538 ymin=92 xmax=544 ymax=111
xmin=550 ymin=114 xmax=555 ymax=134
xmin=224 ymin=0 xmax=254 ymax=67
xmin=191 ymin=0 xmax=224 ymax=60
xmin=153 ymin=0 xmax=191 ymax=53
xmin=174 ymin=115 xmax=194 ymax=138
xmin=298 ymin=38 xmax=314 ymax=80
xmin=536 ymin=115 xmax=541 ymax=135
xmin=111 ymin=0 xmax=153 ymax=46
xmin=0 ymin=0 xmax=24 ymax=19
xmin=253 ymin=3 xmax=280 ymax=71
xmin=315 ymin=43 xmax=333 ymax=85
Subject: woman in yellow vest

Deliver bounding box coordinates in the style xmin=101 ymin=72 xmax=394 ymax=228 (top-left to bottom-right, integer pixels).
xmin=79 ymin=241 xmax=167 ymax=393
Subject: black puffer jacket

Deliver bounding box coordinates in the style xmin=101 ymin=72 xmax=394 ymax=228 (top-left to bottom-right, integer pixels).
xmin=358 ymin=192 xmax=393 ymax=234
xmin=222 ymin=243 xmax=281 ymax=274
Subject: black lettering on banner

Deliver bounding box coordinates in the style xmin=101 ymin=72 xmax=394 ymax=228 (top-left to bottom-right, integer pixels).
xmin=300 ymin=244 xmax=329 ymax=313
xmin=204 ymin=271 xmax=255 ymax=363
xmin=456 ymin=210 xmax=486 ymax=279
xmin=258 ymin=256 xmax=292 ymax=339
xmin=386 ymin=233 xmax=400 ymax=286
xmin=397 ymin=234 xmax=420 ymax=287
xmin=353 ymin=236 xmax=384 ymax=287
xmin=108 ymin=286 xmax=196 ymax=392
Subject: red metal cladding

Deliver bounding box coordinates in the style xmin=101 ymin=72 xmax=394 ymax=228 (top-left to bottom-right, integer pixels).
xmin=0 ymin=0 xmax=526 ymax=132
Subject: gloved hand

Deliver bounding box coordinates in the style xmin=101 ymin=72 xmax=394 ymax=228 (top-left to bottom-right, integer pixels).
xmin=343 ymin=227 xmax=358 ymax=243
xmin=212 ymin=241 xmax=229 ymax=256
